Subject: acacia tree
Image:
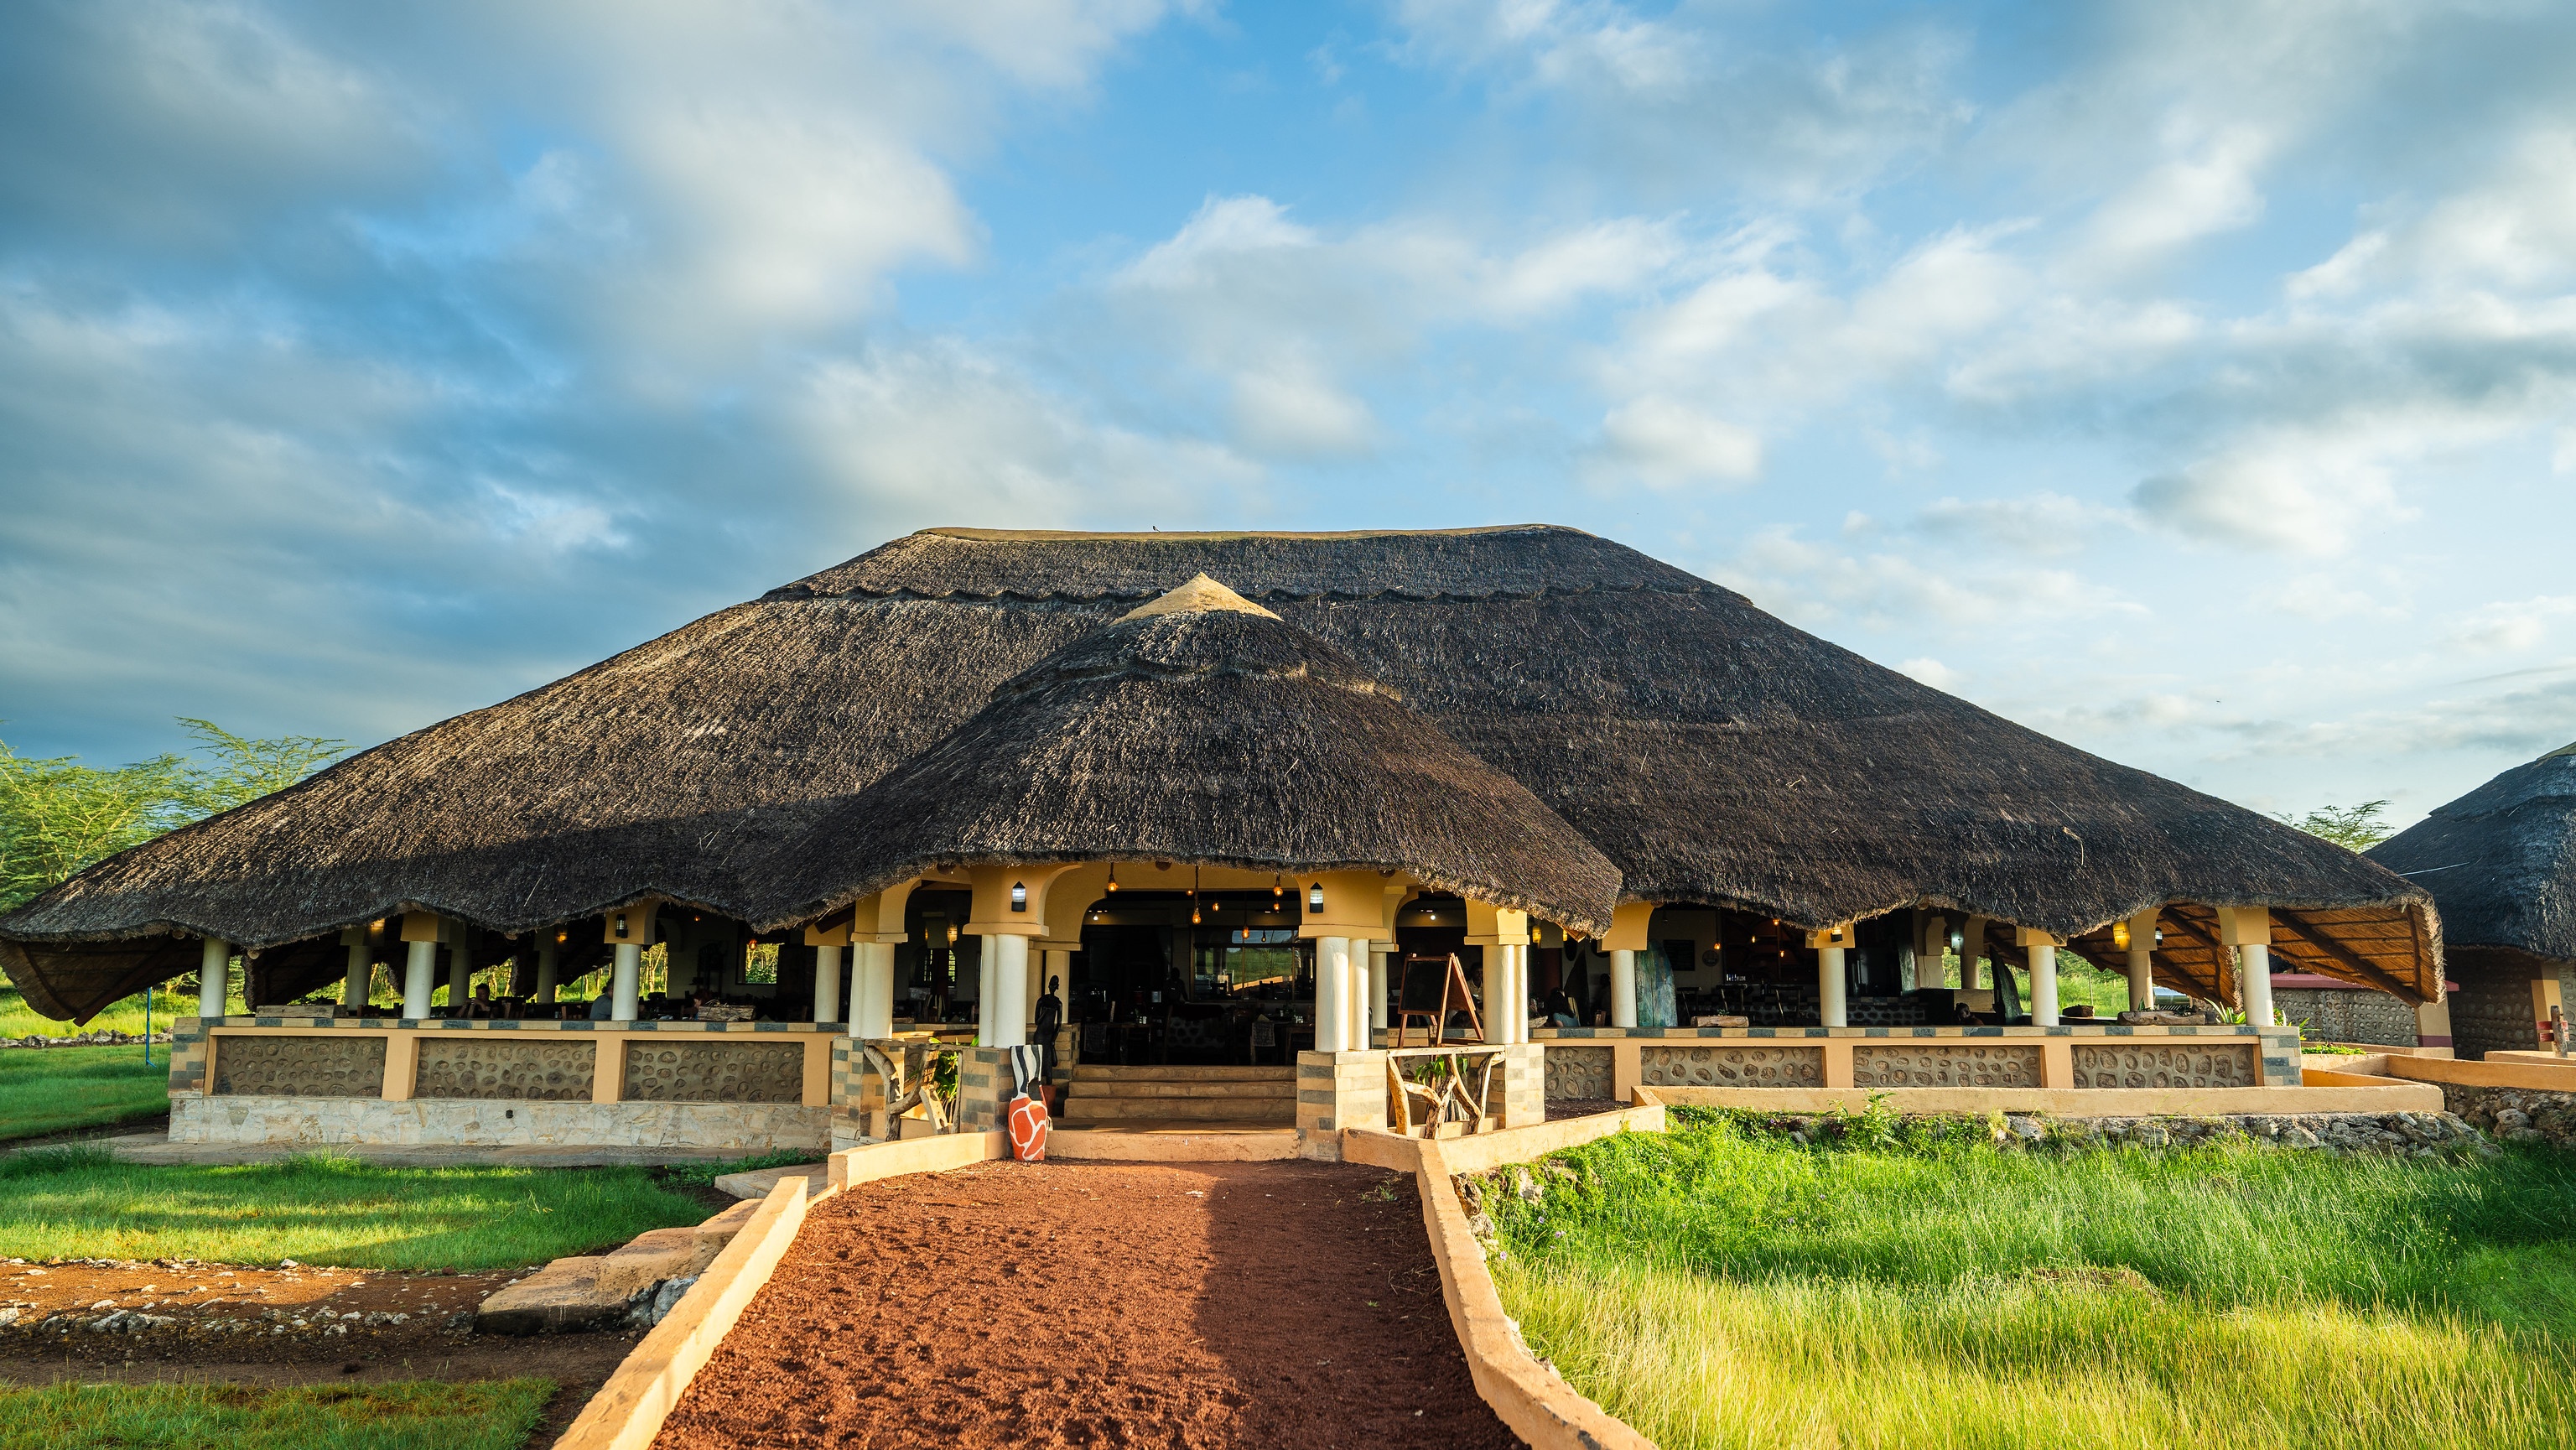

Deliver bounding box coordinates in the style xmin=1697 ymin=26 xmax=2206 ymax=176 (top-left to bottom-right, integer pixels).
xmin=0 ymin=720 xmax=345 ymax=911
xmin=2277 ymin=800 xmax=2395 ymax=852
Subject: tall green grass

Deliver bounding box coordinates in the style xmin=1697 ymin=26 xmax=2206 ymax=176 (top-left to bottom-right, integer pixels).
xmin=1489 ymin=1111 xmax=2576 ymax=1449
xmin=0 ymin=1379 xmax=553 ymax=1450
xmin=0 ymin=1043 xmax=169 ymax=1141
xmin=0 ymin=1146 xmax=711 ymax=1271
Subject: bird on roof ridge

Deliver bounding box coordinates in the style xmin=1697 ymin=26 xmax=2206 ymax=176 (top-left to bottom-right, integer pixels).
xmin=1116 ymin=573 xmax=1280 ymax=621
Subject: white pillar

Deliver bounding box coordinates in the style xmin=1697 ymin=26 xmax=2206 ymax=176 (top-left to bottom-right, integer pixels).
xmin=1498 ymin=942 xmax=1527 ymax=1044
xmin=611 ymin=943 xmax=641 ymax=1021
xmin=813 ymin=943 xmax=843 ymax=1024
xmin=534 ymin=942 xmax=558 ymax=1005
xmin=989 ymin=936 xmax=1029 ymax=1048
xmin=1818 ymin=947 xmax=1848 ymax=1028
xmin=1369 ymin=944 xmax=1393 ymax=1033
xmin=2126 ymin=910 xmax=2156 ymax=1012
xmin=1961 ymin=916 xmax=1987 ymax=990
xmin=1916 ymin=915 xmax=1945 ymax=991
xmin=341 ymin=928 xmax=370 ymax=1011
xmin=2241 ymin=943 xmax=2272 ymax=1027
xmin=1348 ymin=945 xmax=1372 ymax=1049
xmin=198 ymin=937 xmax=231 ymax=1019
xmin=1610 ymin=949 xmax=1638 ymax=1029
xmin=852 ymin=942 xmax=895 ymax=1040
xmin=1316 ymin=936 xmax=1351 ymax=1052
xmin=2031 ymin=943 xmax=2059 ymax=1026
xmin=402 ymin=940 xmax=436 ymax=1020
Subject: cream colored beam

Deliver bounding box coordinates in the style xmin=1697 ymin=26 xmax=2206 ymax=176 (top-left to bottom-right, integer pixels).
xmin=341 ymin=926 xmax=371 ymax=1011
xmin=2018 ymin=927 xmax=2064 ymax=1026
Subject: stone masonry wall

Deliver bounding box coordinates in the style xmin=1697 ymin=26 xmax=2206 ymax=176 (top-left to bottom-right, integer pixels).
xmin=2272 ymin=987 xmax=2418 ymax=1047
xmin=415 ymin=1038 xmax=594 ymax=1100
xmin=1642 ymin=1044 xmax=1821 ymax=1088
xmin=2452 ymin=968 xmax=2542 ymax=1060
xmin=210 ymin=1035 xmax=387 ymax=1097
xmin=172 ymin=1095 xmax=826 ymax=1151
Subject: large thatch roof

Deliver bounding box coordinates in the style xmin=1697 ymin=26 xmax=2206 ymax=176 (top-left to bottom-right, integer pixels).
xmin=2 ymin=524 xmax=2436 ymax=1020
xmin=751 ymin=574 xmax=1622 ymax=929
xmin=2368 ymin=743 xmax=2576 ymax=966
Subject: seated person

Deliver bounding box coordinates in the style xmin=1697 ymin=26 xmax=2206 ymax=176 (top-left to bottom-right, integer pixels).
xmin=466 ymin=983 xmax=496 ymax=1020
xmin=588 ymin=990 xmax=615 ymax=1021
xmin=1545 ymin=987 xmax=1581 ymax=1029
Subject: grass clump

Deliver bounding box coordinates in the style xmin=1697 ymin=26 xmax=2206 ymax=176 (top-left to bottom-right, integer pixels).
xmin=0 ymin=1146 xmax=711 ymax=1271
xmin=1488 ymin=1110 xmax=2576 ymax=1449
xmin=0 ymin=1378 xmax=552 ymax=1450
xmin=0 ymin=1044 xmax=169 ymax=1141
xmin=657 ymin=1148 xmax=822 ymax=1191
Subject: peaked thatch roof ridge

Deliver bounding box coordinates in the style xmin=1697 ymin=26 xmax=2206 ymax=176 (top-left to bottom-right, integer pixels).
xmin=768 ymin=524 xmax=1725 ymax=603
xmin=2368 ymin=744 xmax=2576 ymax=964
xmin=748 ymin=581 xmax=1624 ymax=932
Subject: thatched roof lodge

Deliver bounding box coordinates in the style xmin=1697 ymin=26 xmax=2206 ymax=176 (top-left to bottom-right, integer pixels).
xmin=2369 ymin=743 xmax=2576 ymax=1057
xmin=3 ymin=525 xmax=2435 ymax=1040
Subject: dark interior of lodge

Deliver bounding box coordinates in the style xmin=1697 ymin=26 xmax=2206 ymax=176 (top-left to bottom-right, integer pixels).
xmin=269 ymin=878 xmax=2153 ymax=1065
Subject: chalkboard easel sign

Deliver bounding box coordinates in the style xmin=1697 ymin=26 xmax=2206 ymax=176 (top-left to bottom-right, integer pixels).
xmin=1392 ymin=953 xmax=1483 ymax=1048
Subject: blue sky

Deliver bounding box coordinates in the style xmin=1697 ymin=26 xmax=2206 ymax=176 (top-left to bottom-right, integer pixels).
xmin=6 ymin=1 xmax=2576 ymax=826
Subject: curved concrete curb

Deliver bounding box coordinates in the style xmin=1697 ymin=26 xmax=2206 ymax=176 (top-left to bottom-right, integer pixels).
xmin=557 ymin=1130 xmax=1009 ymax=1449
xmin=553 ymin=1173 xmax=813 ymax=1450
xmin=1345 ymin=1113 xmax=1664 ymax=1450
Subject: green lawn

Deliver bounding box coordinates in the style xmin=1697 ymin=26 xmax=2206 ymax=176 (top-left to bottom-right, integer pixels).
xmin=0 ymin=1044 xmax=169 ymax=1141
xmin=0 ymin=1146 xmax=713 ymax=1271
xmin=1489 ymin=1110 xmax=2576 ymax=1450
xmin=0 ymin=980 xmax=179 ymax=1040
xmin=0 ymin=1380 xmax=553 ymax=1450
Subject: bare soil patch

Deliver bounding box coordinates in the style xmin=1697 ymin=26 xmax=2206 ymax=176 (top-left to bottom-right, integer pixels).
xmin=657 ymin=1158 xmax=1519 ymax=1449
xmin=0 ymin=1257 xmax=641 ymax=1446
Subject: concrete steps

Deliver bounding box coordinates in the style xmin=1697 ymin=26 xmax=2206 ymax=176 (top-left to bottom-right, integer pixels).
xmin=1059 ymin=1064 xmax=1296 ymax=1128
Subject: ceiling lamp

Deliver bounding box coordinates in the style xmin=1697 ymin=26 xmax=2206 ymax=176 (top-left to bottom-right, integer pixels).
xmin=945 ymin=924 xmax=958 ymax=945
xmin=1105 ymin=865 xmax=1118 ymax=893
xmin=1273 ymin=873 xmax=1283 ymax=902
xmin=1010 ymin=881 xmax=1028 ymax=913
xmin=2111 ymin=920 xmax=2131 ymax=950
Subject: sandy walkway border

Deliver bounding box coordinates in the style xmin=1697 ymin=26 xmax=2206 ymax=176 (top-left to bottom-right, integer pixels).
xmin=1343 ymin=1106 xmax=1664 ymax=1450
xmin=554 ymin=1108 xmax=1665 ymax=1450
xmin=554 ymin=1131 xmax=1007 ymax=1450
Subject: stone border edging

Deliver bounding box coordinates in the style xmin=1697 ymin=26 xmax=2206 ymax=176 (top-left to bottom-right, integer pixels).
xmin=1633 ymin=1082 xmax=2444 ymax=1115
xmin=553 ymin=1173 xmax=813 ymax=1450
xmin=556 ymin=1130 xmax=1009 ymax=1449
xmin=1344 ymin=1113 xmax=1664 ymax=1450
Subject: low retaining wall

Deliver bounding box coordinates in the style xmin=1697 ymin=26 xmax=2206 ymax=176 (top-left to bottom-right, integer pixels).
xmin=555 ymin=1174 xmax=813 ymax=1450
xmin=170 ymin=1095 xmax=827 ymax=1151
xmin=2334 ymin=1052 xmax=2576 ymax=1148
xmin=1342 ymin=1114 xmax=1660 ymax=1450
xmin=1627 ymin=1081 xmax=2444 ymax=1116
xmin=560 ymin=1128 xmax=1010 ymax=1450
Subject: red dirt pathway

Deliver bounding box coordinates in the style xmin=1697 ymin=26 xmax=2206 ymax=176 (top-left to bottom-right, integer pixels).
xmin=654 ymin=1158 xmax=1519 ymax=1449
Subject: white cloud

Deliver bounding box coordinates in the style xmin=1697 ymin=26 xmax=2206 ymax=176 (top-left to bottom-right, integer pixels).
xmin=1899 ymin=657 xmax=1962 ymax=690
xmin=1711 ymin=527 xmax=2137 ymax=634
xmin=2259 ymin=574 xmax=2407 ymax=623
xmin=1118 ymin=195 xmax=1317 ymax=288
xmin=797 ymin=341 xmax=1262 ymax=527
xmin=1909 ymin=494 xmax=2128 ymax=559
xmin=1594 ymin=396 xmax=1761 ymax=488
xmin=2446 ymin=596 xmax=2576 ymax=655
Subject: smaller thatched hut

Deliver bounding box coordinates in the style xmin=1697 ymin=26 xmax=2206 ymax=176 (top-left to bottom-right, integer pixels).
xmin=2370 ymin=742 xmax=2576 ymax=1057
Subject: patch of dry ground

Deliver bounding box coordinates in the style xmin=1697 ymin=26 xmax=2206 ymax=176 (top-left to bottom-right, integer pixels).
xmin=657 ymin=1158 xmax=1519 ymax=1449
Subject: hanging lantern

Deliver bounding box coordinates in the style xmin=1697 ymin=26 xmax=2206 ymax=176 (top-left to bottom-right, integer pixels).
xmin=1272 ymin=873 xmax=1283 ymax=902
xmin=612 ymin=912 xmax=630 ymax=940
xmin=1106 ymin=865 xmax=1119 ymax=893
xmin=2111 ymin=920 xmax=2131 ymax=950
xmin=945 ymin=924 xmax=958 ymax=944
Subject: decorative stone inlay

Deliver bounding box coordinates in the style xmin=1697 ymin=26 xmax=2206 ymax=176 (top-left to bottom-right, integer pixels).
xmin=1641 ymin=1044 xmax=1822 ymax=1088
xmin=1852 ymin=1043 xmax=2043 ymax=1089
xmin=2072 ymin=1043 xmax=2257 ymax=1089
xmin=210 ymin=1034 xmax=387 ymax=1097
xmin=621 ymin=1040 xmax=805 ymax=1104
xmin=1544 ymin=1046 xmax=1613 ymax=1099
xmin=415 ymin=1039 xmax=595 ymax=1101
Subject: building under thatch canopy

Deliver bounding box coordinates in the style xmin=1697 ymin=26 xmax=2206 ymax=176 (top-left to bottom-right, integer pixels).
xmin=2 ymin=524 xmax=2435 ymax=1023
xmin=2370 ymin=742 xmax=2576 ymax=1056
